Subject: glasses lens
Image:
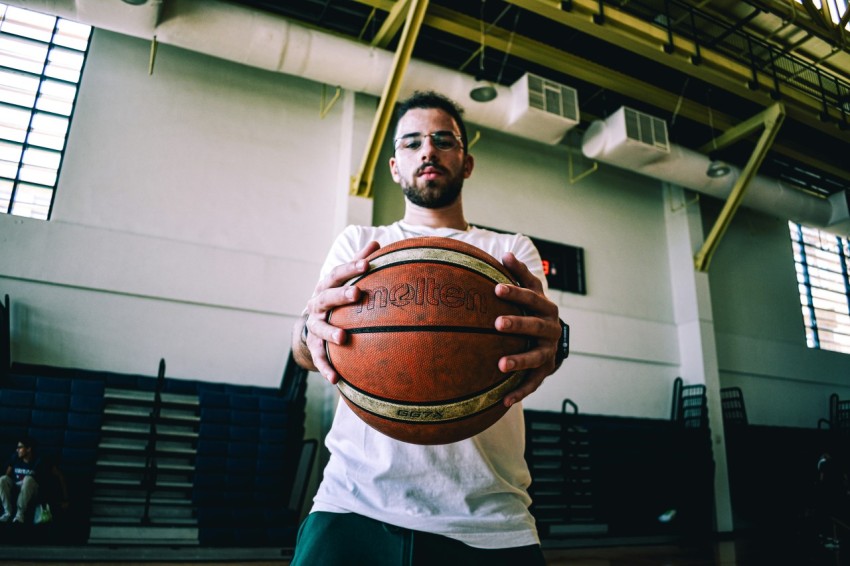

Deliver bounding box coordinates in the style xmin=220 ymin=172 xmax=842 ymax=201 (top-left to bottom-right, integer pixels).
xmin=431 ymin=133 xmax=459 ymax=150
xmin=397 ymin=135 xmax=421 ymax=151
xmin=395 ymin=132 xmax=461 ymax=152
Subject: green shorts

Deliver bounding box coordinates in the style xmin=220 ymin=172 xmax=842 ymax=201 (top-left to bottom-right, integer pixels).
xmin=290 ymin=511 xmax=545 ymax=566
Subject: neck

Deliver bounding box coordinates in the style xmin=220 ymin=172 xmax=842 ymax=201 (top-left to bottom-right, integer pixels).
xmin=403 ymin=198 xmax=468 ymax=230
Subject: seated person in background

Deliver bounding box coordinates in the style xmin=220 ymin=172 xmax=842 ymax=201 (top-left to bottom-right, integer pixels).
xmin=0 ymin=436 xmax=69 ymax=524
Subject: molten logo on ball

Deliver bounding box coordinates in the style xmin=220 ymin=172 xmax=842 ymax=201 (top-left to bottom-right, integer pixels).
xmin=356 ymin=277 xmax=487 ymax=313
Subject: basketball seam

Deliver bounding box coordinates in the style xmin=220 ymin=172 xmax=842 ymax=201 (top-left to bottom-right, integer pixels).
xmin=345 ymin=325 xmax=505 ymax=335
xmin=336 ymin=370 xmax=526 ymax=424
xmin=346 ymin=247 xmax=516 ymax=287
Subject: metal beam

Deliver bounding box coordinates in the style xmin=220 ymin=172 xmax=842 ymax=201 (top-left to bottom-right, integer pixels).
xmin=350 ymin=0 xmax=429 ymax=198
xmin=371 ymin=0 xmax=410 ymax=48
xmin=694 ymin=103 xmax=786 ymax=272
xmin=351 ymin=0 xmax=849 ymax=183
xmin=745 ymin=0 xmax=850 ymax=56
xmin=504 ymin=0 xmax=848 ymax=141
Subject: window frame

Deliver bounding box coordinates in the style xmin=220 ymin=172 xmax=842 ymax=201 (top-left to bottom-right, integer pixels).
xmin=789 ymin=221 xmax=850 ymax=354
xmin=0 ymin=3 xmax=91 ymax=220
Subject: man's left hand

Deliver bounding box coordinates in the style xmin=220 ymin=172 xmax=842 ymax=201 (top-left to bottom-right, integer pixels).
xmin=495 ymin=252 xmax=563 ymax=407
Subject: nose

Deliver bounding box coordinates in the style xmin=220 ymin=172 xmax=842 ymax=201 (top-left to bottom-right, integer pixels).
xmin=417 ymin=137 xmax=440 ymax=161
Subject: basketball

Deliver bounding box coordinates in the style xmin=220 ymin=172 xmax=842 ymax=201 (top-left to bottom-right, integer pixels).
xmin=326 ymin=236 xmax=530 ymax=445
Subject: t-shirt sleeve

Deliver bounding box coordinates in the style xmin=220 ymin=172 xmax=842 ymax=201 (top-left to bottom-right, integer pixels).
xmin=512 ymin=233 xmax=548 ymax=294
xmin=318 ymin=225 xmax=368 ymax=281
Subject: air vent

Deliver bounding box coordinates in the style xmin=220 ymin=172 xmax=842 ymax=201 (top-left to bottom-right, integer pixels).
xmin=505 ymin=73 xmax=580 ymax=144
xmin=527 ymin=74 xmax=579 ymax=122
xmin=623 ymin=107 xmax=669 ymax=152
xmin=581 ymin=106 xmax=670 ymax=168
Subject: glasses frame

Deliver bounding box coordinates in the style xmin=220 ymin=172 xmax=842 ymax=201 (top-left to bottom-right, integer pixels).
xmin=393 ymin=131 xmax=465 ymax=153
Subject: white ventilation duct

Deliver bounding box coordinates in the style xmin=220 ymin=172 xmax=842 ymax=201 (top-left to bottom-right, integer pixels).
xmin=6 ymin=0 xmax=578 ymax=146
xmin=582 ymin=106 xmax=842 ymax=232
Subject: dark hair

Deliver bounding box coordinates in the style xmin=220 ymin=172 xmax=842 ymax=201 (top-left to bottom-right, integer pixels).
xmin=18 ymin=436 xmax=36 ymax=449
xmin=394 ymin=91 xmax=468 ymax=152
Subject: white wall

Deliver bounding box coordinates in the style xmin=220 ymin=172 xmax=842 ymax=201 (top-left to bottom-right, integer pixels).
xmin=2 ymin=30 xmax=361 ymax=385
xmin=706 ymin=201 xmax=850 ymax=427
xmin=3 ymin=23 xmax=850 ymax=437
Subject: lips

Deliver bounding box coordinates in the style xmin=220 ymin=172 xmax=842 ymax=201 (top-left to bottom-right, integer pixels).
xmin=417 ymin=163 xmax=446 ymax=178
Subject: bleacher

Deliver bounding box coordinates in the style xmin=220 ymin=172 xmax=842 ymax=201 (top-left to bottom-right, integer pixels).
xmin=720 ymin=387 xmax=850 ymax=535
xmin=0 ymin=355 xmax=313 ymax=549
xmin=524 ymin=393 xmax=715 ymax=547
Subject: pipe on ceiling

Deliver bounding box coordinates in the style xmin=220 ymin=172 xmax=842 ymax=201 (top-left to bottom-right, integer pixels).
xmin=7 ymin=0 xmax=531 ymax=141
xmin=582 ymin=117 xmax=839 ymax=232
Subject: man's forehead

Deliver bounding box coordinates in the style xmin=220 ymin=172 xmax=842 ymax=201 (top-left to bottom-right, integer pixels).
xmin=396 ymin=107 xmax=458 ymax=134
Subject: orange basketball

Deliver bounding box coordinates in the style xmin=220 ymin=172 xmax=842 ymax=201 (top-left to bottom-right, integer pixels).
xmin=326 ymin=236 xmax=529 ymax=445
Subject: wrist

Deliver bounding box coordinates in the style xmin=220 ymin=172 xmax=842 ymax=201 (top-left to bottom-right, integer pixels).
xmin=554 ymin=319 xmax=570 ymax=366
xmin=299 ymin=313 xmax=310 ymax=346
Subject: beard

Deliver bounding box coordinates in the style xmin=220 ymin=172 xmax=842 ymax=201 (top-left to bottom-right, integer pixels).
xmin=400 ymin=162 xmax=464 ymax=209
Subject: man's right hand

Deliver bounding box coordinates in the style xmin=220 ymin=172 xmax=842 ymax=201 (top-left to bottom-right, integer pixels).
xmin=292 ymin=241 xmax=380 ymax=383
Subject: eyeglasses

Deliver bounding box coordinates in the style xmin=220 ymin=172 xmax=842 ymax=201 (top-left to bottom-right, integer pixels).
xmin=394 ymin=131 xmax=464 ymax=152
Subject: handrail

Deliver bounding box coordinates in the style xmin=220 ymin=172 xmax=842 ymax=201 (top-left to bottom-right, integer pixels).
xmin=141 ymin=358 xmax=166 ymax=525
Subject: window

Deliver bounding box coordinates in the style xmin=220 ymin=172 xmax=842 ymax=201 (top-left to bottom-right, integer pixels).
xmin=0 ymin=3 xmax=90 ymax=219
xmin=795 ymin=0 xmax=850 ymax=30
xmin=789 ymin=222 xmax=850 ymax=354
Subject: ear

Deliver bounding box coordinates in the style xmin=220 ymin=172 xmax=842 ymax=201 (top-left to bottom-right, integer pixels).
xmin=462 ymin=153 xmax=475 ymax=179
xmin=389 ymin=156 xmax=401 ymax=182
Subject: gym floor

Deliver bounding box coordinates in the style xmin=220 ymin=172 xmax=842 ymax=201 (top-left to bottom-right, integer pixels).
xmin=0 ymin=535 xmax=847 ymax=566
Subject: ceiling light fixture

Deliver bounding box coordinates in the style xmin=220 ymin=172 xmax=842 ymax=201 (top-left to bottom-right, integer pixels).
xmin=706 ymin=161 xmax=732 ymax=178
xmin=470 ymin=0 xmax=498 ymax=103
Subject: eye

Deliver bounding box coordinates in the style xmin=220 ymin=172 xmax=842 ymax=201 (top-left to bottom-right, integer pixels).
xmin=432 ymin=134 xmax=457 ymax=150
xmin=401 ymin=138 xmax=422 ymax=150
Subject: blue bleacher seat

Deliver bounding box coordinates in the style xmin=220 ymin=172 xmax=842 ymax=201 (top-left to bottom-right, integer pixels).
xmin=230 ymin=410 xmax=261 ymax=427
xmin=225 ymin=456 xmax=256 ymax=473
xmin=228 ymin=394 xmax=258 ymax=411
xmin=255 ymin=457 xmax=285 ymax=474
xmin=260 ymin=411 xmax=290 ymax=429
xmin=199 ymin=423 xmax=229 ymax=439
xmin=200 ymin=392 xmax=229 ymax=408
xmin=70 ymin=394 xmax=105 ymax=414
xmin=254 ymin=473 xmax=282 ymax=491
xmin=200 ymin=408 xmax=230 ymax=423
xmin=5 ymin=374 xmax=36 ymax=390
xmin=31 ymin=409 xmax=67 ymax=428
xmin=27 ymin=426 xmax=65 ymax=449
xmin=228 ymin=443 xmax=259 ymax=458
xmin=0 ymin=407 xmax=29 ymax=426
xmin=36 ymin=376 xmax=71 ymax=393
xmin=193 ymin=455 xmax=226 ymax=471
xmin=34 ymin=392 xmax=70 ymax=411
xmin=259 ymin=427 xmax=288 ymax=444
xmin=67 ymin=412 xmax=102 ymax=430
xmin=196 ymin=440 xmax=228 ymax=456
xmin=0 ymin=389 xmax=34 ymax=407
xmin=71 ymin=379 xmax=105 ymax=397
xmin=259 ymin=396 xmax=288 ymax=412
xmin=163 ymin=379 xmax=199 ymax=395
xmin=61 ymin=447 xmax=97 ymax=467
xmin=196 ymin=382 xmax=226 ymax=393
xmin=64 ymin=430 xmax=99 ymax=449
xmin=0 ymin=426 xmax=28 ymax=448
xmin=229 ymin=425 xmax=260 ymax=442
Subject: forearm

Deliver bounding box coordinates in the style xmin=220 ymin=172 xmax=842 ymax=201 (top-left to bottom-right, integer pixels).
xmin=291 ymin=312 xmax=317 ymax=371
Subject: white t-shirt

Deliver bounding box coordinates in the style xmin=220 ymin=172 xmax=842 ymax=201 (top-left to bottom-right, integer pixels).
xmin=309 ymin=220 xmax=546 ymax=549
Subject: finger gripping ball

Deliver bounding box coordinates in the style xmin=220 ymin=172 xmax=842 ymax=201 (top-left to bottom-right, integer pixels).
xmin=326 ymin=236 xmax=529 ymax=445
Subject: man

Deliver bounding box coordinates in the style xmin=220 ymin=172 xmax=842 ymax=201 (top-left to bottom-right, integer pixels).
xmin=290 ymin=91 xmax=567 ymax=565
xmin=0 ymin=436 xmax=69 ymax=524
